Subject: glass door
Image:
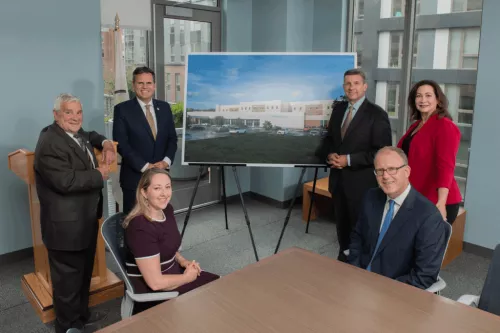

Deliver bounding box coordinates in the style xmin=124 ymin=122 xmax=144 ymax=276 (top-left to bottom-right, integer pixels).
xmin=152 ymin=1 xmax=222 ymax=212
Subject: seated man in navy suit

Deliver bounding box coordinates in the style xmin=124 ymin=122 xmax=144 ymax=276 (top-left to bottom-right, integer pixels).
xmin=348 ymin=146 xmax=448 ymax=289
xmin=113 ymin=66 xmax=177 ymax=213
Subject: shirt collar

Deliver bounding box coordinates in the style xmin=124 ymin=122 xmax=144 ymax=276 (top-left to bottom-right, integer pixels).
xmin=349 ymin=95 xmax=366 ymax=111
xmin=387 ymin=184 xmax=411 ymax=207
xmin=137 ymin=97 xmax=153 ymax=109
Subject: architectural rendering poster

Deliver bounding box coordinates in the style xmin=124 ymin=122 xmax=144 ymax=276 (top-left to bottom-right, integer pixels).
xmin=182 ymin=52 xmax=356 ymax=167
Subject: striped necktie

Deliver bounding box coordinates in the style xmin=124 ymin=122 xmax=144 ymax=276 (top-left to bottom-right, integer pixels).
xmin=341 ymin=105 xmax=353 ymax=139
xmin=74 ymin=134 xmax=92 ymax=166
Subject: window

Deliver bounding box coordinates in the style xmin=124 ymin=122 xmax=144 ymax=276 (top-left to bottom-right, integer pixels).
xmin=452 ymin=0 xmax=483 ymax=12
xmin=171 ymin=0 xmax=217 ymax=6
xmin=166 ymin=73 xmax=171 ymax=100
xmin=101 ymin=27 xmax=148 ymax=120
xmin=355 ymin=0 xmax=364 ymax=20
xmin=446 ymin=84 xmax=476 ymax=126
xmin=386 ymin=82 xmax=399 ymax=118
xmin=412 ymin=32 xmax=419 ymax=67
xmin=389 ymin=32 xmax=403 ymax=67
xmin=180 ymin=26 xmax=185 ymax=45
xmin=353 ymin=1 xmax=484 ymax=200
xmin=353 ymin=33 xmax=363 ymax=67
xmin=448 ymin=28 xmax=480 ymax=69
xmin=175 ymin=73 xmax=181 ymax=102
xmin=392 ymin=0 xmax=405 ymax=17
xmin=170 ymin=46 xmax=175 ymax=63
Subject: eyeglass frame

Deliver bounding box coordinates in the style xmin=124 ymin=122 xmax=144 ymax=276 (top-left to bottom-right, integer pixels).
xmin=373 ymin=164 xmax=407 ymax=177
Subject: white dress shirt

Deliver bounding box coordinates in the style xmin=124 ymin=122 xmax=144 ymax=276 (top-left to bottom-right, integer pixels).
xmin=380 ymin=184 xmax=412 ymax=231
xmin=137 ymin=98 xmax=172 ymax=172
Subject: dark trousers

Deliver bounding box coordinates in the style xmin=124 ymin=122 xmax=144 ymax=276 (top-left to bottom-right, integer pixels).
xmin=446 ymin=203 xmax=460 ymax=225
xmin=332 ymin=185 xmax=363 ymax=255
xmin=122 ymin=188 xmax=136 ymax=214
xmin=47 ymin=226 xmax=98 ymax=333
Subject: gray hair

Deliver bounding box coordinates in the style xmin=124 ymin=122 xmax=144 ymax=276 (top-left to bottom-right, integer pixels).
xmin=53 ymin=93 xmax=81 ymax=112
xmin=375 ymin=146 xmax=408 ymax=165
xmin=344 ymin=68 xmax=367 ymax=83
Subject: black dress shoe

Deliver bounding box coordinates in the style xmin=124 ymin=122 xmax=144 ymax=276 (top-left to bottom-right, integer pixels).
xmin=337 ymin=251 xmax=348 ymax=263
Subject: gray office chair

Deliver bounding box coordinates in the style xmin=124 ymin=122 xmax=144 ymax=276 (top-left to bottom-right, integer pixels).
xmin=457 ymin=244 xmax=500 ymax=316
xmin=101 ymin=213 xmax=178 ymax=319
xmin=426 ymin=220 xmax=452 ymax=295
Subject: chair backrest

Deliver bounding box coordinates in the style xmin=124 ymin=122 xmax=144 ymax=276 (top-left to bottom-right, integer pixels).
xmin=101 ymin=212 xmax=135 ymax=293
xmin=478 ymin=244 xmax=500 ymax=315
xmin=442 ymin=221 xmax=452 ymax=262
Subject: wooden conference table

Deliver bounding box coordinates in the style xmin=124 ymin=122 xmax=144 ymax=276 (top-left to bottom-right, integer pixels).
xmin=98 ymin=248 xmax=500 ymax=333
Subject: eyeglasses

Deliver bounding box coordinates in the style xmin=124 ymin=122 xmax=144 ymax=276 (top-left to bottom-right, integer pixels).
xmin=374 ymin=165 xmax=406 ymax=177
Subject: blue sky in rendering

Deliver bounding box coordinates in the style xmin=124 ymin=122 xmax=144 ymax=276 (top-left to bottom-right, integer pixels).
xmin=185 ymin=54 xmax=355 ymax=110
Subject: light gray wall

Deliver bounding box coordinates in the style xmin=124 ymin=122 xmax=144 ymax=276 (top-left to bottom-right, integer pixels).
xmin=222 ymin=0 xmax=346 ymax=200
xmin=312 ymin=0 xmax=346 ymax=52
xmin=286 ymin=0 xmax=314 ymax=52
xmin=222 ymin=0 xmax=252 ymax=52
xmin=251 ymin=168 xmax=285 ymax=201
xmin=252 ymin=0 xmax=288 ymax=51
xmin=0 ymin=0 xmax=104 ymax=255
xmin=463 ymin=0 xmax=500 ymax=250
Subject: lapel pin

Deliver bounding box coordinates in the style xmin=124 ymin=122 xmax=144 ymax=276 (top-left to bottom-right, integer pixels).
xmin=157 ymin=107 xmax=160 ymax=111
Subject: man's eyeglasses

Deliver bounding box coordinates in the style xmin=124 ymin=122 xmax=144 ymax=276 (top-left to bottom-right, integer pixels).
xmin=374 ymin=165 xmax=406 ymax=177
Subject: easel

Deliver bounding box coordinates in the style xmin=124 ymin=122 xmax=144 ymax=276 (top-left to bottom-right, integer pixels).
xmin=180 ymin=164 xmax=260 ymax=262
xmin=274 ymin=166 xmax=325 ymax=254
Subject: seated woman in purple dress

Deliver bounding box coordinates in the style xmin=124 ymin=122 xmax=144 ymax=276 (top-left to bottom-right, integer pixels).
xmin=123 ymin=168 xmax=219 ymax=314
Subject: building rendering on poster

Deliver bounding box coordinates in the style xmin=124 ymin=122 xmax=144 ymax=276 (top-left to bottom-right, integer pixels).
xmin=182 ymin=52 xmax=356 ymax=167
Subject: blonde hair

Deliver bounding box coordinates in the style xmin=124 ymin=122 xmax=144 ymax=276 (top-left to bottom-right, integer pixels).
xmin=123 ymin=168 xmax=172 ymax=228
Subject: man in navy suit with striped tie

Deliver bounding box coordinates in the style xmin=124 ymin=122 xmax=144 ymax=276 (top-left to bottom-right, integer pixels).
xmin=348 ymin=146 xmax=448 ymax=289
xmin=113 ymin=67 xmax=177 ymax=213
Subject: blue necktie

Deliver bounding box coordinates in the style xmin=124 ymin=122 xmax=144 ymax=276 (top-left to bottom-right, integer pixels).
xmin=367 ymin=200 xmax=395 ymax=272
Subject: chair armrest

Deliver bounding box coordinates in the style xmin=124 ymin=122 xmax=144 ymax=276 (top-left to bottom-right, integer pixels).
xmin=426 ymin=276 xmax=446 ymax=293
xmin=457 ymin=294 xmax=480 ymax=307
xmin=126 ymin=290 xmax=179 ymax=303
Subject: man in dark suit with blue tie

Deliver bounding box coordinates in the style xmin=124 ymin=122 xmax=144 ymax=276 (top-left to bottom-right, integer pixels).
xmin=348 ymin=146 xmax=448 ymax=289
xmin=113 ymin=67 xmax=177 ymax=213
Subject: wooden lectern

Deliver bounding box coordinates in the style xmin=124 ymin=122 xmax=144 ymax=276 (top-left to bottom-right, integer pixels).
xmin=8 ymin=144 xmax=124 ymax=323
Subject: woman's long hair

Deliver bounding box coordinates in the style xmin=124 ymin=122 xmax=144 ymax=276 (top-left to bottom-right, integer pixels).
xmin=122 ymin=168 xmax=171 ymax=228
xmin=407 ymin=80 xmax=453 ymax=121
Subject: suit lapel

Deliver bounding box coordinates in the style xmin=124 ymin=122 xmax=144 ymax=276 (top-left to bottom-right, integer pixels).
xmin=343 ymin=98 xmax=368 ymax=141
xmin=153 ymin=100 xmax=163 ymax=140
xmin=51 ymin=123 xmax=92 ymax=169
xmin=368 ymin=189 xmax=387 ymax=255
xmin=375 ymin=188 xmax=417 ymax=256
xmin=133 ymin=98 xmax=155 ymax=140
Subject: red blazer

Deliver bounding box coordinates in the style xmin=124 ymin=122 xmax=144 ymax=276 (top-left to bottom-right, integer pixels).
xmin=397 ymin=114 xmax=462 ymax=205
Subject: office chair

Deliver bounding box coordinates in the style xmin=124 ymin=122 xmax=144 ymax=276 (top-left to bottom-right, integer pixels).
xmin=101 ymin=213 xmax=178 ymax=319
xmin=457 ymin=244 xmax=500 ymax=316
xmin=426 ymin=220 xmax=452 ymax=295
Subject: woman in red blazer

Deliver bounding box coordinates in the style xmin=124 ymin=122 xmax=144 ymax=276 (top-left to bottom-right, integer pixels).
xmin=397 ymin=80 xmax=462 ymax=224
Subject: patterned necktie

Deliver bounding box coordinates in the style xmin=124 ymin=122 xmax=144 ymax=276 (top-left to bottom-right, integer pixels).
xmin=145 ymin=104 xmax=157 ymax=140
xmin=74 ymin=134 xmax=92 ymax=165
xmin=341 ymin=105 xmax=353 ymax=139
xmin=367 ymin=200 xmax=396 ymax=272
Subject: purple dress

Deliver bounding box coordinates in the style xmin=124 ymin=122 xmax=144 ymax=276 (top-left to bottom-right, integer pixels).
xmin=125 ymin=204 xmax=219 ymax=313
